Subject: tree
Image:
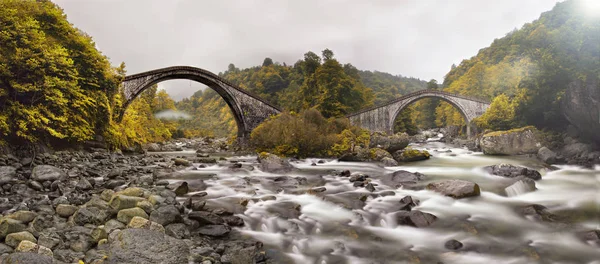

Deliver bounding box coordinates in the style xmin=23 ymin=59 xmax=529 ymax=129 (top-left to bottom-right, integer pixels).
xmin=0 ymin=0 xmax=119 ymax=144
xmin=262 ymin=58 xmax=273 ymax=67
xmin=474 ymin=94 xmax=519 ymax=130
xmin=322 ymin=49 xmax=334 ymax=61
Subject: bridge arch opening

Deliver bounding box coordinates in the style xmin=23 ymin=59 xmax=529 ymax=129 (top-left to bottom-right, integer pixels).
xmin=120 ymin=73 xmax=245 ymax=140
xmin=391 ymin=94 xmax=472 ymax=137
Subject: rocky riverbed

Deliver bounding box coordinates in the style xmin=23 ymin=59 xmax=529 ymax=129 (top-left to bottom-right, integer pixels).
xmin=0 ymin=149 xmax=271 ymax=264
xmin=0 ymin=133 xmax=599 ymax=264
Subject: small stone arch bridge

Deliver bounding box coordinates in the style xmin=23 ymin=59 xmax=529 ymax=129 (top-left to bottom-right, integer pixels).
xmin=347 ymin=89 xmax=490 ymax=137
xmin=120 ymin=66 xmax=281 ymax=141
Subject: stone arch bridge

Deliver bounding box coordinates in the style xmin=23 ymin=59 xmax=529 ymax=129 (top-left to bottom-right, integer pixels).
xmin=120 ymin=66 xmax=281 ymax=141
xmin=347 ymin=90 xmax=490 ymax=137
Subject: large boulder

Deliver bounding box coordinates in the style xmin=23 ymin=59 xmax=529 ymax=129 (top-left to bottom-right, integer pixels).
xmin=0 ymin=166 xmax=16 ymax=185
xmin=537 ymin=147 xmax=557 ymax=164
xmin=107 ymin=229 xmax=190 ymax=264
xmin=394 ymin=210 xmax=437 ymax=227
xmin=258 ymin=153 xmax=294 ymax=173
xmin=561 ymin=142 xmax=592 ymax=158
xmin=392 ymin=148 xmax=431 ymax=162
xmin=562 ymin=77 xmax=600 ymax=145
xmin=483 ymin=164 xmax=541 ymax=181
xmin=479 ymin=127 xmax=541 ymax=155
xmin=2 ymin=252 xmax=53 ymax=264
xmin=31 ymin=165 xmax=66 ymax=182
xmin=380 ymin=170 xmax=424 ymax=188
xmin=146 ymin=143 xmax=161 ymax=152
xmin=369 ymin=132 xmax=409 ymax=153
xmin=368 ymin=148 xmax=393 ymax=161
xmin=427 ymin=180 xmax=481 ymax=199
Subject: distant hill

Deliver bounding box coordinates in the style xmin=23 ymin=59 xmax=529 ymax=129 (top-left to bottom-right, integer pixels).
xmin=437 ymin=0 xmax=599 ymax=130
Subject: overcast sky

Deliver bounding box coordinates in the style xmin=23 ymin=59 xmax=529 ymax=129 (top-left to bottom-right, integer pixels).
xmin=53 ymin=0 xmax=562 ymax=100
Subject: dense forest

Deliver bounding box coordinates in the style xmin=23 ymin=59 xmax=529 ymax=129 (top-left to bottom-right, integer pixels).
xmin=436 ymin=0 xmax=599 ymax=132
xmin=175 ymin=52 xmax=431 ymax=138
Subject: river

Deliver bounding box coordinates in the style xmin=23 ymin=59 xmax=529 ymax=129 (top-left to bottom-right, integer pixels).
xmin=165 ymin=139 xmax=600 ymax=264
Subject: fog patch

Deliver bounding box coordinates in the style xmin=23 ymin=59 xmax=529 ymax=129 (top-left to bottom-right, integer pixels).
xmin=154 ymin=109 xmax=192 ymax=120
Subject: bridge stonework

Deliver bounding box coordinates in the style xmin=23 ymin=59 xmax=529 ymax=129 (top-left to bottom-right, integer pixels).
xmin=347 ymin=90 xmax=490 ymax=137
xmin=120 ymin=66 xmax=281 ymax=141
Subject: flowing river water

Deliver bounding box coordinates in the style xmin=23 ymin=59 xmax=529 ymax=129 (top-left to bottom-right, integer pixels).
xmin=164 ymin=139 xmax=600 ymax=264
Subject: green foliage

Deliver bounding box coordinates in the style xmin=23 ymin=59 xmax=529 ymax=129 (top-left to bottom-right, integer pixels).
xmin=474 ymin=93 xmax=522 ymax=130
xmin=439 ymin=0 xmax=600 ymax=131
xmin=250 ymin=109 xmax=368 ymax=157
xmin=0 ymin=0 xmax=120 ymax=145
xmin=105 ymin=85 xmax=179 ymax=148
xmin=301 ymin=50 xmax=374 ymax=117
xmin=392 ymin=105 xmax=419 ymax=135
xmin=174 ymin=89 xmax=237 ymax=138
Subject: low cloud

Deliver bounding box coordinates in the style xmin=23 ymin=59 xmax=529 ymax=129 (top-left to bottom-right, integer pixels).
xmin=154 ymin=110 xmax=192 ymax=120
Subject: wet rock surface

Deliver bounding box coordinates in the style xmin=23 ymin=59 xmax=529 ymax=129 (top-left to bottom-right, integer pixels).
xmin=483 ymin=164 xmax=542 ymax=180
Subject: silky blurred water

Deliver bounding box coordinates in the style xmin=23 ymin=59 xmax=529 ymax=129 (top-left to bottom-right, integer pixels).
xmin=167 ymin=141 xmax=600 ymax=264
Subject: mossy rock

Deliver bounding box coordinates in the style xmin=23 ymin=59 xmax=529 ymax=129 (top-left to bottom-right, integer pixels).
xmin=6 ymin=211 xmax=37 ymax=224
xmin=109 ymin=195 xmax=146 ymax=210
xmin=0 ymin=218 xmax=27 ymax=239
xmin=117 ymin=208 xmax=148 ymax=224
xmin=393 ymin=148 xmax=431 ymax=162
xmin=5 ymin=231 xmax=37 ymax=248
xmin=369 ymin=148 xmax=393 ymax=161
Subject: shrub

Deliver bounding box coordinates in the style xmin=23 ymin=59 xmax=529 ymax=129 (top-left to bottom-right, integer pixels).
xmin=250 ymin=109 xmax=369 ymax=157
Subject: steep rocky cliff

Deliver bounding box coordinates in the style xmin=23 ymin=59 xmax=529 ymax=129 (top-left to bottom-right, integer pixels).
xmin=562 ymin=77 xmax=600 ymax=144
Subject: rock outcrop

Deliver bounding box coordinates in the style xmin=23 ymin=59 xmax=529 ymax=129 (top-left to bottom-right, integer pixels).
xmin=369 ymin=132 xmax=410 ymax=153
xmin=426 ymin=179 xmax=481 ymax=199
xmin=479 ymin=126 xmax=541 ymax=155
xmin=562 ymin=77 xmax=600 ymax=145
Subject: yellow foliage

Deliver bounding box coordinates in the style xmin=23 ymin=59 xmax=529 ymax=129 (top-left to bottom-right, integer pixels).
xmin=250 ymin=109 xmax=365 ymax=157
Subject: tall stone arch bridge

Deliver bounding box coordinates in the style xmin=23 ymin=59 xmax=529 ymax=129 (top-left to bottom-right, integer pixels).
xmin=120 ymin=66 xmax=281 ymax=141
xmin=347 ymin=90 xmax=490 ymax=137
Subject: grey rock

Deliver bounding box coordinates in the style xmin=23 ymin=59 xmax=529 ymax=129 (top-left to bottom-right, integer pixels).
xmin=76 ymin=177 xmax=93 ymax=191
xmin=146 ymin=143 xmax=161 ymax=152
xmin=28 ymin=181 xmax=43 ymax=191
xmin=31 ymin=165 xmax=66 ymax=182
xmin=562 ymin=77 xmax=600 ymax=145
xmin=71 ymin=207 xmax=108 ymax=226
xmin=537 ymin=147 xmax=557 ymax=164
xmin=562 ymin=142 xmax=593 ymax=158
xmin=394 ymin=210 xmax=437 ymax=227
xmin=258 ymin=154 xmax=294 ymax=173
xmin=165 ymin=223 xmax=190 ymax=239
xmin=2 ymin=252 xmax=53 ymax=264
xmin=54 ymin=249 xmax=85 ymax=263
xmin=107 ymin=228 xmax=190 ymax=264
xmin=149 ymin=205 xmax=183 ymax=226
xmin=381 ymin=157 xmax=398 ymax=167
xmin=369 ymin=132 xmax=410 ymax=153
xmin=480 ymin=127 xmax=541 ymax=155
xmin=398 ymin=195 xmax=419 ymax=211
xmin=188 ymin=211 xmax=224 ymax=225
xmin=0 ymin=166 xmax=16 ymax=185
xmin=483 ymin=164 xmax=541 ymax=181
xmin=197 ymin=225 xmax=231 ymax=237
xmin=380 ymin=170 xmax=424 ymax=188
xmin=0 ymin=243 xmax=13 ymax=254
xmin=427 ymin=179 xmax=481 ymax=199
xmin=445 ymin=239 xmax=463 ymax=250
